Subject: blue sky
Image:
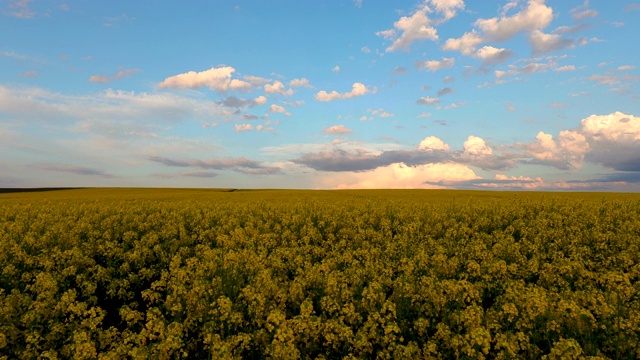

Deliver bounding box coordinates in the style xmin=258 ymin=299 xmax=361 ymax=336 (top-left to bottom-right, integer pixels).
xmin=1 ymin=0 xmax=639 ymax=190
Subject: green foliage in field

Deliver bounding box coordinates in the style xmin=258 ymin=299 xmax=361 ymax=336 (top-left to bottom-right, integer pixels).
xmin=1 ymin=189 xmax=640 ymax=359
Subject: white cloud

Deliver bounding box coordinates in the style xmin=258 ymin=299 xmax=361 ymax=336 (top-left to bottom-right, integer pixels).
xmin=418 ymin=136 xmax=450 ymax=151
xmin=324 ymin=125 xmax=353 ymax=134
xmin=474 ymin=46 xmax=512 ymax=64
xmin=264 ymin=80 xmax=293 ymax=96
xmin=377 ymin=5 xmax=438 ymax=52
xmin=443 ymin=31 xmax=483 ymax=55
xmin=581 ymin=112 xmax=640 ymax=142
xmin=579 ymin=112 xmax=640 ymax=171
xmin=332 ymin=65 xmax=341 ymax=72
xmin=429 ymin=0 xmax=465 ymax=21
xmin=234 ymin=124 xmax=253 ymax=132
xmin=229 ymin=79 xmax=252 ymax=92
xmin=289 ymin=78 xmax=313 ymax=88
xmin=320 ymin=162 xmax=479 ymax=189
xmin=444 ymin=0 xmax=555 ymax=56
xmin=526 ymin=130 xmax=590 ymax=169
xmin=158 ymin=66 xmax=238 ymax=92
xmin=269 ymin=104 xmax=290 ymax=115
xmin=463 ymin=135 xmax=493 ymax=156
xmin=475 ymin=0 xmax=554 ymax=42
xmin=315 ymin=82 xmax=370 ymax=102
xmin=361 ymin=46 xmax=371 ymax=53
xmin=254 ymin=95 xmax=267 ymax=105
xmin=416 ymin=57 xmax=455 ymax=71
xmin=618 ymin=65 xmax=636 ymax=71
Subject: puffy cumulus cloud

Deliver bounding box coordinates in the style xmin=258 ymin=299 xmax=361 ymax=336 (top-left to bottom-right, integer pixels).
xmin=580 ymin=112 xmax=640 ymax=171
xmin=418 ymin=136 xmax=450 ymax=151
xmin=463 ymin=135 xmax=493 ymax=156
xmin=443 ymin=31 xmax=483 ymax=55
xmin=458 ymin=136 xmax=515 ymax=170
xmin=158 ymin=66 xmax=238 ymax=92
xmin=376 ymin=5 xmax=438 ymax=52
xmin=376 ymin=0 xmax=466 ymax=52
xmin=529 ymin=30 xmax=575 ymax=55
xmin=475 ymin=0 xmax=553 ymax=42
xmin=269 ymin=104 xmax=290 ymax=116
xmin=148 ymin=155 xmax=281 ymax=175
xmin=229 ymin=79 xmax=253 ymax=92
xmin=429 ymin=0 xmax=465 ymax=21
xmin=444 ymin=0 xmax=555 ymax=56
xmin=324 ymin=125 xmax=352 ymax=134
xmin=290 ymin=135 xmax=515 ymax=174
xmin=581 ymin=112 xmax=640 ymax=142
xmin=320 ymin=162 xmax=479 ymax=189
xmin=474 ymin=46 xmax=512 ymax=64
xmin=315 ymin=82 xmax=370 ymax=102
xmin=415 ymin=57 xmax=455 ymax=71
xmin=525 ymin=131 xmax=590 ymax=170
xmin=234 ymin=124 xmax=253 ymax=132
xmin=264 ymin=80 xmax=294 ymax=96
xmin=289 ymin=78 xmax=313 ymax=88
xmin=254 ymin=95 xmax=267 ymax=105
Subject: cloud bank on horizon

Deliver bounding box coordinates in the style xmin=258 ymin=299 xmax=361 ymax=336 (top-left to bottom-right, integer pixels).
xmin=1 ymin=0 xmax=639 ymax=191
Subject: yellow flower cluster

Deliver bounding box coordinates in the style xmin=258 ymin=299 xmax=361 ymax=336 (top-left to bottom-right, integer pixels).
xmin=0 ymin=189 xmax=639 ymax=359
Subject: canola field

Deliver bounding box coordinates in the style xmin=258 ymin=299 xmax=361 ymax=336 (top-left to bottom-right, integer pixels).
xmin=1 ymin=188 xmax=640 ymax=359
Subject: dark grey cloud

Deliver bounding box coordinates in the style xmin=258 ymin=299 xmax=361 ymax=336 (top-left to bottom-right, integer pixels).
xmin=37 ymin=163 xmax=114 ymax=178
xmin=242 ymin=114 xmax=259 ymax=120
xmin=585 ymin=144 xmax=640 ymax=171
xmin=218 ymin=96 xmax=254 ymax=109
xmin=291 ymin=148 xmax=451 ymax=172
xmin=148 ymin=156 xmax=281 ymax=175
xmin=288 ymin=146 xmax=522 ymax=173
xmin=437 ymin=87 xmax=454 ymax=97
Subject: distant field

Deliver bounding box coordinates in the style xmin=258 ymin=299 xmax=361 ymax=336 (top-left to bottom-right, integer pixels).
xmin=1 ymin=188 xmax=639 ymax=358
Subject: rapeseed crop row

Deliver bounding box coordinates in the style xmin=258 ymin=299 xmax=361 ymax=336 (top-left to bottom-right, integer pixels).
xmin=1 ymin=189 xmax=639 ymax=359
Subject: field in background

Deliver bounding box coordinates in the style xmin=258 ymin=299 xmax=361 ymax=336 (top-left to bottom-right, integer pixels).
xmin=2 ymin=188 xmax=640 ymax=358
